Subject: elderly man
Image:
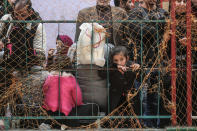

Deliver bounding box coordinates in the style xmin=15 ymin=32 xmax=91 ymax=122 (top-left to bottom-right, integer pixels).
xmin=75 ymin=0 xmax=127 ymax=46
xmin=0 ymin=0 xmax=47 ymax=91
xmin=0 ymin=0 xmax=46 ymax=70
xmin=0 ymin=1 xmax=48 ymax=121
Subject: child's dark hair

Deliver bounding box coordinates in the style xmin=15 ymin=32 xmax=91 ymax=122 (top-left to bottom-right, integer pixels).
xmin=110 ymin=46 xmax=128 ymax=61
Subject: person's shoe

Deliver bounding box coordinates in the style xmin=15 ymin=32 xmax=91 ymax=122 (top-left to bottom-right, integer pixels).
xmin=61 ymin=124 xmax=69 ymax=130
xmin=39 ymin=123 xmax=51 ymax=130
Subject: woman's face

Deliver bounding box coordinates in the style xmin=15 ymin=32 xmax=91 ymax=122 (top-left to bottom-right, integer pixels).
xmin=56 ymin=40 xmax=69 ymax=54
xmin=175 ymin=0 xmax=186 ymax=14
xmin=113 ymin=53 xmax=127 ymax=66
xmin=97 ymin=0 xmax=111 ymax=6
xmin=56 ymin=40 xmax=64 ymax=50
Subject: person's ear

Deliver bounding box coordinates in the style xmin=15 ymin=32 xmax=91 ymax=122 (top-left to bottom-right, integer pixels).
xmin=127 ymin=56 xmax=129 ymax=61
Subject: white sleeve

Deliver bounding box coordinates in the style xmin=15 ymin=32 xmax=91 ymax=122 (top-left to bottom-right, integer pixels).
xmin=0 ymin=14 xmax=12 ymax=39
xmin=67 ymin=43 xmax=77 ymax=62
xmin=33 ymin=23 xmax=47 ymax=56
xmin=0 ymin=51 xmax=4 ymax=63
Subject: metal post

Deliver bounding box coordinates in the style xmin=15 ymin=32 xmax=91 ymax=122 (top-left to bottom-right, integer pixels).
xmin=170 ymin=0 xmax=177 ymax=126
xmin=186 ymin=0 xmax=192 ymax=126
xmin=160 ymin=0 xmax=163 ymax=8
xmin=3 ymin=0 xmax=7 ymax=14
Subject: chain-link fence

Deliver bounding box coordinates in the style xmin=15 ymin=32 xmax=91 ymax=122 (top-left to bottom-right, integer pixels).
xmin=0 ymin=0 xmax=197 ymax=130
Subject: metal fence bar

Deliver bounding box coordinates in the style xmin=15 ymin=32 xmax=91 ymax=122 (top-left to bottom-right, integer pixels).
xmin=0 ymin=20 xmax=168 ymax=23
xmin=156 ymin=21 xmax=161 ymax=127
xmin=186 ymin=0 xmax=192 ymax=126
xmin=170 ymin=0 xmax=177 ymax=126
xmin=140 ymin=22 xmax=143 ymax=117
xmin=3 ymin=0 xmax=7 ymax=14
xmin=0 ymin=115 xmax=171 ymax=120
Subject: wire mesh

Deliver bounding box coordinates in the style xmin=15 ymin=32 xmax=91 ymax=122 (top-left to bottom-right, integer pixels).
xmin=0 ymin=0 xmax=196 ymax=130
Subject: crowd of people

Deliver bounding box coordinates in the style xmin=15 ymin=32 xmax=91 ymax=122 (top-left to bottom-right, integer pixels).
xmin=0 ymin=0 xmax=197 ymax=129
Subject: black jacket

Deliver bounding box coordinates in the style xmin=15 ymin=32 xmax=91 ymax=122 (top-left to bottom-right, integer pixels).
xmin=125 ymin=7 xmax=168 ymax=66
xmin=108 ymin=61 xmax=138 ymax=112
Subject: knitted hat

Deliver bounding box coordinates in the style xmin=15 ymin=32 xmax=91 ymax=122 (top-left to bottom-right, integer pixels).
xmin=57 ymin=35 xmax=73 ymax=47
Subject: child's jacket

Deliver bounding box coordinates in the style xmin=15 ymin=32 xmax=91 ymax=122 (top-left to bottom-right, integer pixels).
xmin=109 ymin=61 xmax=137 ymax=112
xmin=42 ymin=72 xmax=83 ymax=116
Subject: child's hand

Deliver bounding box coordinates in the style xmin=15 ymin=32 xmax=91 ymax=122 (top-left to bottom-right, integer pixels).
xmin=130 ymin=63 xmax=140 ymax=71
xmin=48 ymin=48 xmax=55 ymax=56
xmin=127 ymin=93 xmax=132 ymax=102
xmin=179 ymin=37 xmax=187 ymax=46
xmin=163 ymin=30 xmax=172 ymax=43
xmin=117 ymin=65 xmax=128 ymax=74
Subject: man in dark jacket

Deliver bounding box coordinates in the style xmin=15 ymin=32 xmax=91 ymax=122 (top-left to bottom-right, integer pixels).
xmin=125 ymin=0 xmax=169 ymax=128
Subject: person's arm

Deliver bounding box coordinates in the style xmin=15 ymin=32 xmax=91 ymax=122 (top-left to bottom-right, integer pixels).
xmin=0 ymin=14 xmax=11 ymax=39
xmin=0 ymin=50 xmax=4 ymax=63
xmin=74 ymin=10 xmax=85 ymax=43
xmin=0 ymin=14 xmax=12 ymax=50
xmin=46 ymin=56 xmax=54 ymax=69
xmin=46 ymin=49 xmax=55 ymax=69
xmin=33 ymin=23 xmax=47 ymax=57
xmin=125 ymin=61 xmax=140 ymax=82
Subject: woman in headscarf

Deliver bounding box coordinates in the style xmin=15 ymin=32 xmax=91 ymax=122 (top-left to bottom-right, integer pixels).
xmin=46 ymin=35 xmax=73 ymax=70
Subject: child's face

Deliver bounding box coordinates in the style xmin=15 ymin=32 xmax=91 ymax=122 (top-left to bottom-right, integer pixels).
xmin=113 ymin=53 xmax=127 ymax=66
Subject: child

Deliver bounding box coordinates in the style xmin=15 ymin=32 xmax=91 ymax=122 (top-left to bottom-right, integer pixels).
xmin=42 ymin=55 xmax=83 ymax=116
xmin=109 ymin=46 xmax=140 ymax=114
xmin=42 ymin=56 xmax=99 ymax=128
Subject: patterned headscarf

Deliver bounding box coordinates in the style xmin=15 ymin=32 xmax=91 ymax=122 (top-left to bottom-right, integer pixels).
xmin=58 ymin=35 xmax=73 ymax=47
xmin=56 ymin=35 xmax=73 ymax=55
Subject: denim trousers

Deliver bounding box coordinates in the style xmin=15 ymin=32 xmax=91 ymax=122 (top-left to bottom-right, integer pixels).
xmin=135 ymin=70 xmax=160 ymax=128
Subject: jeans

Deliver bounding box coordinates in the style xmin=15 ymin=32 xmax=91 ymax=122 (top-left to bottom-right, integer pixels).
xmin=140 ymin=71 xmax=160 ymax=128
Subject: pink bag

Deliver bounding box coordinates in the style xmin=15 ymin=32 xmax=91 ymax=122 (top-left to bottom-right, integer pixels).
xmin=7 ymin=44 xmax=12 ymax=55
xmin=42 ymin=74 xmax=83 ymax=116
